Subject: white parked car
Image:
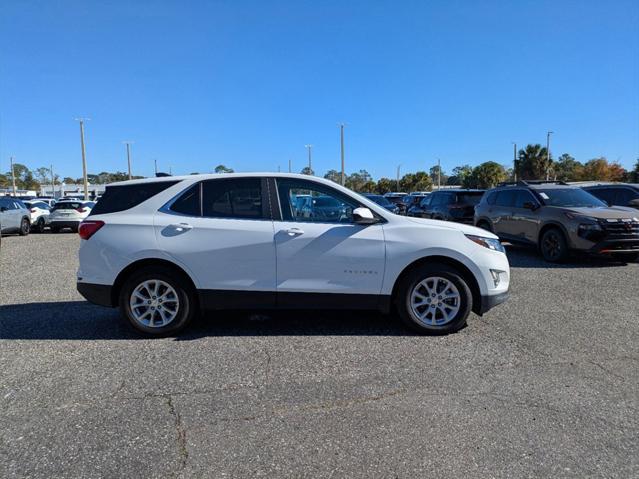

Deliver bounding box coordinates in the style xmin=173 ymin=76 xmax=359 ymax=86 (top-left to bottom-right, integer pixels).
xmin=33 ymin=198 xmax=57 ymax=208
xmin=0 ymin=197 xmax=31 ymax=236
xmin=49 ymin=200 xmax=95 ymax=233
xmin=23 ymin=201 xmax=51 ymax=233
xmin=77 ymin=174 xmax=510 ymax=336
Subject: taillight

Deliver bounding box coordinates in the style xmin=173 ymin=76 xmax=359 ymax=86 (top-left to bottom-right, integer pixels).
xmin=76 ymin=207 xmax=87 ymax=213
xmin=79 ymin=220 xmax=104 ymax=240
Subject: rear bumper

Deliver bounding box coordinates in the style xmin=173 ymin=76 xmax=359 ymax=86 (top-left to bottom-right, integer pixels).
xmin=478 ymin=290 xmax=509 ymax=315
xmin=77 ymin=282 xmax=114 ymax=307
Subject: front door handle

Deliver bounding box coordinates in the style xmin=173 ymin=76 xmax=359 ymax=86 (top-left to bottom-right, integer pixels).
xmin=168 ymin=223 xmax=193 ymax=232
xmin=285 ymin=227 xmax=304 ymax=236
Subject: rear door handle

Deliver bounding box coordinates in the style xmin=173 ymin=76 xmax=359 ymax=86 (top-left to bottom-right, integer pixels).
xmin=169 ymin=223 xmax=193 ymax=232
xmin=285 ymin=227 xmax=304 ymax=236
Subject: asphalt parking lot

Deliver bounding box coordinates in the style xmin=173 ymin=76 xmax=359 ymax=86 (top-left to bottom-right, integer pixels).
xmin=1 ymin=233 xmax=638 ymax=478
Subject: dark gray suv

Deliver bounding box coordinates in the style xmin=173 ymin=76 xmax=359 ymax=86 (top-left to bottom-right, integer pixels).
xmin=474 ymin=181 xmax=639 ymax=262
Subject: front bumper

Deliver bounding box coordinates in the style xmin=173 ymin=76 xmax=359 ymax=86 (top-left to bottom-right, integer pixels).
xmin=477 ymin=290 xmax=510 ymax=315
xmin=77 ymin=282 xmax=114 ymax=307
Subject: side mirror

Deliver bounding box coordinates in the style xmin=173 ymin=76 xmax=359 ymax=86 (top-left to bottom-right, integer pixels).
xmin=523 ymin=201 xmax=539 ymax=210
xmin=353 ymin=207 xmax=378 ymax=225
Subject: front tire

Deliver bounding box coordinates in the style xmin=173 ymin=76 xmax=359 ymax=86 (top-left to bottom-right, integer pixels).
xmin=395 ymin=263 xmax=472 ymax=335
xmin=540 ymin=227 xmax=568 ymax=262
xmin=119 ymin=266 xmax=196 ymax=336
xmin=477 ymin=220 xmax=492 ymax=232
xmin=19 ymin=218 xmax=30 ymax=236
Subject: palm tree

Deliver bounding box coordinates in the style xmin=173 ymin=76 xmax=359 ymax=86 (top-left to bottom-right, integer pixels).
xmin=517 ymin=144 xmax=551 ymax=180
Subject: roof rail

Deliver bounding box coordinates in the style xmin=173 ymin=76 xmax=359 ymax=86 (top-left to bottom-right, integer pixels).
xmin=497 ymin=180 xmax=568 ymax=187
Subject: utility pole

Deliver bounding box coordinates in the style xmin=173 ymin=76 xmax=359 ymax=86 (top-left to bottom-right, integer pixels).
xmin=50 ymin=164 xmax=55 ymax=199
xmin=123 ymin=141 xmax=133 ymax=180
xmin=546 ymin=131 xmax=553 ymax=180
xmin=305 ymin=144 xmax=313 ymax=172
xmin=512 ymin=142 xmax=517 ymax=182
xmin=437 ymin=158 xmax=441 ymax=190
xmin=339 ymin=124 xmax=345 ymax=186
xmin=288 ymin=158 xmax=292 ymax=173
xmin=75 ymin=118 xmax=90 ymax=200
xmin=154 ymin=159 xmax=158 ymax=176
xmin=396 ymin=164 xmax=401 ymax=192
xmin=10 ymin=156 xmax=16 ymax=196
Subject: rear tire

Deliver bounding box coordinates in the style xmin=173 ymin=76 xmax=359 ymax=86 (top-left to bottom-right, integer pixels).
xmin=19 ymin=218 xmax=30 ymax=236
xmin=34 ymin=217 xmax=46 ymax=233
xmin=540 ymin=227 xmax=568 ymax=262
xmin=119 ymin=266 xmax=196 ymax=336
xmin=395 ymin=263 xmax=472 ymax=335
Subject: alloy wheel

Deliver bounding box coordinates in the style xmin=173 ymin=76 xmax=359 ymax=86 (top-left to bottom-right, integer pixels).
xmin=409 ymin=276 xmax=461 ymax=326
xmin=129 ymin=279 xmax=180 ymax=328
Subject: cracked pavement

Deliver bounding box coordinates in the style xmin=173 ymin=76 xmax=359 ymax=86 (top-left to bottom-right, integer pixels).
xmin=1 ymin=234 xmax=638 ymax=478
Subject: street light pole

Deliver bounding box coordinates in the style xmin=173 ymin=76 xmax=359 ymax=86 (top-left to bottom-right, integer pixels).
xmin=75 ymin=118 xmax=90 ymax=200
xmin=288 ymin=158 xmax=292 ymax=173
xmin=437 ymin=158 xmax=441 ymax=190
xmin=124 ymin=141 xmax=133 ymax=180
xmin=50 ymin=164 xmax=55 ymax=199
xmin=396 ymin=164 xmax=401 ymax=191
xmin=154 ymin=159 xmax=158 ymax=176
xmin=305 ymin=144 xmax=313 ymax=173
xmin=339 ymin=124 xmax=345 ymax=186
xmin=512 ymin=142 xmax=517 ymax=181
xmin=10 ymin=156 xmax=16 ymax=196
xmin=546 ymin=131 xmax=553 ymax=180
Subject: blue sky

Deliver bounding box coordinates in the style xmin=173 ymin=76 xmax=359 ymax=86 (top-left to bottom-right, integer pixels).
xmin=1 ymin=0 xmax=638 ymax=180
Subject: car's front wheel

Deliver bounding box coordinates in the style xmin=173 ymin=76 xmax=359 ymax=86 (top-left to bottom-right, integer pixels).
xmin=119 ymin=266 xmax=196 ymax=336
xmin=540 ymin=228 xmax=568 ymax=262
xmin=395 ymin=263 xmax=472 ymax=334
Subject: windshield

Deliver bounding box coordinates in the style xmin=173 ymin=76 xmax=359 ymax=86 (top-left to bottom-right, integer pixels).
xmin=537 ymin=188 xmax=607 ymax=208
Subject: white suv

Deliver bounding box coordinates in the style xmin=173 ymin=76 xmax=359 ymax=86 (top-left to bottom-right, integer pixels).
xmin=49 ymin=200 xmax=94 ymax=233
xmin=77 ymin=174 xmax=510 ymax=336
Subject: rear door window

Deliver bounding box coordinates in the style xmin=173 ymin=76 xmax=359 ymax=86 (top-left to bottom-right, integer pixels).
xmin=89 ymin=181 xmax=178 ymax=215
xmin=495 ymin=190 xmax=516 ymax=207
xmin=513 ymin=190 xmax=537 ymax=208
xmin=202 ymin=178 xmax=265 ymax=219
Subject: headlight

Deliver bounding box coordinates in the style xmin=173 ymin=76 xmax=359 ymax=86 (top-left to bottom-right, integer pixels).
xmin=465 ymin=234 xmax=505 ymax=253
xmin=578 ymin=223 xmax=602 ymax=232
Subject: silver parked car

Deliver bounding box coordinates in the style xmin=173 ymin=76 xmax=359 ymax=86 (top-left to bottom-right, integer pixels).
xmin=0 ymin=197 xmax=31 ymax=236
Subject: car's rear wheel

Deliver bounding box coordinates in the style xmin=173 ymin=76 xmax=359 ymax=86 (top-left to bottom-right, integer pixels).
xmin=119 ymin=266 xmax=196 ymax=336
xmin=19 ymin=218 xmax=30 ymax=236
xmin=540 ymin=228 xmax=568 ymax=262
xmin=395 ymin=263 xmax=472 ymax=334
xmin=33 ymin=217 xmax=46 ymax=233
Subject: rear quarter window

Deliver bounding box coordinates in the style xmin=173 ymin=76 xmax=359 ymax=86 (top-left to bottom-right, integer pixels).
xmin=89 ymin=181 xmax=178 ymax=215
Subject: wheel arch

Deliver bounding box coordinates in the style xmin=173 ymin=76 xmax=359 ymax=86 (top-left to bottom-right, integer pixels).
xmin=391 ymin=255 xmax=482 ymax=315
xmin=111 ymin=258 xmax=197 ymax=308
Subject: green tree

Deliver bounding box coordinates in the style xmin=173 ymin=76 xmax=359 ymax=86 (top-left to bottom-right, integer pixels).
xmin=0 ymin=173 xmax=9 ymax=188
xmin=214 ymin=164 xmax=234 ymax=173
xmin=448 ymin=165 xmax=473 ymax=186
xmin=375 ymin=177 xmax=395 ymax=194
xmin=630 ymin=159 xmax=639 ymax=183
xmin=300 ymin=166 xmax=314 ymax=176
xmin=516 ymin=144 xmax=551 ymax=180
xmin=400 ymin=171 xmax=433 ymax=192
xmin=429 ymin=165 xmax=448 ymax=186
xmin=553 ymin=153 xmax=583 ymax=181
xmin=466 ymin=162 xmax=507 ymax=189
xmin=345 ymin=170 xmax=372 ymax=191
xmin=34 ymin=167 xmax=51 ymax=185
xmin=324 ymin=169 xmax=341 ymax=183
